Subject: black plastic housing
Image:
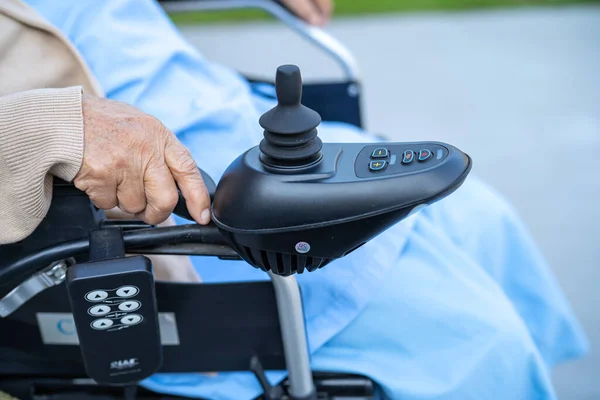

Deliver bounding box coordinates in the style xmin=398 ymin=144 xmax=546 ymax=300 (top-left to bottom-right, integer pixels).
xmin=66 ymin=256 xmax=161 ymax=385
xmin=212 ymin=141 xmax=471 ymax=275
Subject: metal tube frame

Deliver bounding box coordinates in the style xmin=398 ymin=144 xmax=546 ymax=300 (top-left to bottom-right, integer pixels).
xmin=160 ymin=0 xmax=360 ymax=81
xmin=269 ymin=272 xmax=316 ymax=399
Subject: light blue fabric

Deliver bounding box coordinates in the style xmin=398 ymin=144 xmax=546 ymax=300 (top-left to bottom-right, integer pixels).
xmin=25 ymin=0 xmax=588 ymax=398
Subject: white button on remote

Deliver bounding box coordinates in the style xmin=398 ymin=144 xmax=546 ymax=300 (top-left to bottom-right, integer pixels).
xmin=91 ymin=318 xmax=114 ymax=330
xmin=120 ymin=314 xmax=143 ymax=326
xmin=88 ymin=305 xmax=111 ymax=316
xmin=116 ymin=286 xmax=139 ymax=298
xmin=85 ymin=290 xmax=108 ymax=302
xmin=118 ymin=300 xmax=141 ymax=312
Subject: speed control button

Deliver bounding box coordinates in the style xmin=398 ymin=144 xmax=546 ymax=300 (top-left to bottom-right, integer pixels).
xmin=371 ymin=148 xmax=389 ymax=158
xmin=121 ymin=314 xmax=143 ymax=326
xmin=91 ymin=318 xmax=113 ymax=330
xmin=85 ymin=290 xmax=108 ymax=302
xmin=402 ymin=150 xmax=415 ymax=164
xmin=118 ymin=300 xmax=141 ymax=312
xmin=116 ymin=286 xmax=138 ymax=298
xmin=418 ymin=149 xmax=432 ymax=162
xmin=88 ymin=305 xmax=111 ymax=316
xmin=369 ymin=160 xmax=387 ymax=171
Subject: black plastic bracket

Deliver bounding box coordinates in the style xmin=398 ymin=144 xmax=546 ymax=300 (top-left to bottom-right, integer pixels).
xmin=88 ymin=228 xmax=125 ymax=262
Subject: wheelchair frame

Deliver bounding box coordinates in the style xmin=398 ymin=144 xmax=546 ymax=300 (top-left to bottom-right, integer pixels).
xmin=160 ymin=0 xmax=360 ymax=82
xmin=0 ymin=2 xmax=375 ymax=399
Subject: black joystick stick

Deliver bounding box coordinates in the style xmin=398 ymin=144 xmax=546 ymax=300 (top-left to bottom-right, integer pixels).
xmin=258 ymin=65 xmax=323 ymax=170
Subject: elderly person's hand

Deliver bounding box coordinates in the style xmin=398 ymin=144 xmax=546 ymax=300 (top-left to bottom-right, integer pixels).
xmin=74 ymin=95 xmax=211 ymax=226
xmin=280 ymin=0 xmax=333 ymax=26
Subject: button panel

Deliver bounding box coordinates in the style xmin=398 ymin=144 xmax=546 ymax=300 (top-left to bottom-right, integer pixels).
xmin=81 ymin=285 xmax=144 ymax=332
xmin=355 ymin=143 xmax=449 ymax=179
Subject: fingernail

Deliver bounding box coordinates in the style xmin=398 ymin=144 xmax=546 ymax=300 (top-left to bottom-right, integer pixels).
xmin=200 ymin=208 xmax=211 ymax=224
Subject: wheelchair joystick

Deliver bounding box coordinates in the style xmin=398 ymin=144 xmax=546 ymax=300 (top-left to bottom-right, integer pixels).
xmin=258 ymin=65 xmax=323 ymax=170
xmin=211 ymin=65 xmax=473 ymax=276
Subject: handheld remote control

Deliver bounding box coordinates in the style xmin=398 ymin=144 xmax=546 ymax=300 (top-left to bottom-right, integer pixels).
xmin=66 ymin=255 xmax=162 ymax=385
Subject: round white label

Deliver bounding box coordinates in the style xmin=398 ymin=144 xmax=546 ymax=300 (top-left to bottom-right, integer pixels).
xmin=295 ymin=242 xmax=311 ymax=254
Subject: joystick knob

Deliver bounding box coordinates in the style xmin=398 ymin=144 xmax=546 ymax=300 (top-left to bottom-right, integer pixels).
xmin=259 ymin=65 xmax=323 ymax=170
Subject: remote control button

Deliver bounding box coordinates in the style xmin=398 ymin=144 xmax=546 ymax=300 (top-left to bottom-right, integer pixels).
xmin=91 ymin=318 xmax=114 ymax=330
xmin=418 ymin=149 xmax=432 ymax=162
xmin=402 ymin=150 xmax=415 ymax=164
xmin=371 ymin=148 xmax=389 ymax=158
xmin=85 ymin=290 xmax=108 ymax=302
xmin=88 ymin=305 xmax=111 ymax=316
xmin=116 ymin=286 xmax=139 ymax=298
xmin=369 ymin=160 xmax=387 ymax=171
xmin=118 ymin=300 xmax=141 ymax=312
xmin=121 ymin=314 xmax=143 ymax=326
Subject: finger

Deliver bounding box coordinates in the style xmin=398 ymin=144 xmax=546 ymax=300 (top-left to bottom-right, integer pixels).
xmin=313 ymin=0 xmax=333 ymax=20
xmin=105 ymin=207 xmax=135 ymax=220
xmin=135 ymin=164 xmax=179 ymax=226
xmin=163 ymin=135 xmax=211 ymax=225
xmin=117 ymin=175 xmax=147 ymax=214
xmin=75 ymin=179 xmax=119 ymax=210
xmin=281 ymin=0 xmax=324 ymax=26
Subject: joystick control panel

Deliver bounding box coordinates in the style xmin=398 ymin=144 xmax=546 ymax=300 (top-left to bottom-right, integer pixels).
xmin=211 ymin=64 xmax=472 ymax=275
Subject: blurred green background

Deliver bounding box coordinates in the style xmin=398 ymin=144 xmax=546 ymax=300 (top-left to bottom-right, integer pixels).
xmin=169 ymin=0 xmax=600 ymax=24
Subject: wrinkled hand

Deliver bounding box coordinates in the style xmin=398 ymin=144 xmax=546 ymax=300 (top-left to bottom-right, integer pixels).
xmin=74 ymin=95 xmax=211 ymax=226
xmin=280 ymin=0 xmax=333 ymax=26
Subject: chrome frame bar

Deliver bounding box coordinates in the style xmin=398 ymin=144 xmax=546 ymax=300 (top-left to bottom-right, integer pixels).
xmin=269 ymin=272 xmax=315 ymax=399
xmin=161 ymin=0 xmax=360 ymax=81
xmin=0 ymin=260 xmax=69 ymax=318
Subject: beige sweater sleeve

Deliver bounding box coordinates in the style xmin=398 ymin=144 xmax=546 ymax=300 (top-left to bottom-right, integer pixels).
xmin=0 ymin=86 xmax=84 ymax=244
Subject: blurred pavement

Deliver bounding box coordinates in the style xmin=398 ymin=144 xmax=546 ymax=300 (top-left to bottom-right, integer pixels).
xmin=179 ymin=5 xmax=600 ymax=399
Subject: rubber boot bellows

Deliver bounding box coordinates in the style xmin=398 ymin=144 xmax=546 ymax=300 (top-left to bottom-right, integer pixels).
xmin=259 ymin=65 xmax=323 ymax=170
